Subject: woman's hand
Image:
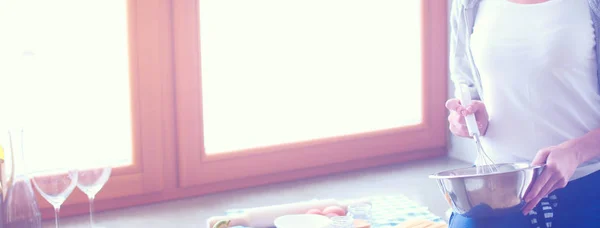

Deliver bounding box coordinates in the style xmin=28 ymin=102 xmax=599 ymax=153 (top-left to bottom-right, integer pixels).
xmin=445 ymin=98 xmax=489 ymax=137
xmin=522 ymin=142 xmax=580 ymax=215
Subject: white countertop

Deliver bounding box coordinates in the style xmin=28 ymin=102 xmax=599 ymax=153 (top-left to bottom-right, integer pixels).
xmin=47 ymin=156 xmax=470 ymax=228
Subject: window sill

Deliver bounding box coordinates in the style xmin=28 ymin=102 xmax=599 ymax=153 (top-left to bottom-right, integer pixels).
xmin=47 ymin=156 xmax=470 ymax=227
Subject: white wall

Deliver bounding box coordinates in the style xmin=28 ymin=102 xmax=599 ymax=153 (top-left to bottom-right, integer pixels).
xmin=446 ymin=0 xmax=477 ymax=164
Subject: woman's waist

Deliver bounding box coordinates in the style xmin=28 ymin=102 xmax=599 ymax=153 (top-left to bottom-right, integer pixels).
xmin=477 ymin=127 xmax=600 ymax=178
xmin=477 ymin=128 xmax=564 ymax=162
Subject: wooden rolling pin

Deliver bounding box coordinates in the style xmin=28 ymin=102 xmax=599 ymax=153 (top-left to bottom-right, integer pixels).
xmin=207 ymin=198 xmax=371 ymax=228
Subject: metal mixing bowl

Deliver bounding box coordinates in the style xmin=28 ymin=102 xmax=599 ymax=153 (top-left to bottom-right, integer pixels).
xmin=429 ymin=163 xmax=544 ymax=218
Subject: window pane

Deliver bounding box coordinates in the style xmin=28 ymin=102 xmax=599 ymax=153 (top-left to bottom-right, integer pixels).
xmin=199 ymin=0 xmax=422 ymax=154
xmin=0 ymin=0 xmax=132 ymax=172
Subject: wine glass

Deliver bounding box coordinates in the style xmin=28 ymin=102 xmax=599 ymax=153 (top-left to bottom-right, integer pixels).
xmin=77 ymin=166 xmax=112 ymax=227
xmin=31 ymin=169 xmax=78 ymax=228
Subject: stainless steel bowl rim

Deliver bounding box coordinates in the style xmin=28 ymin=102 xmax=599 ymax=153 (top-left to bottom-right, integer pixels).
xmin=428 ymin=163 xmax=545 ymax=179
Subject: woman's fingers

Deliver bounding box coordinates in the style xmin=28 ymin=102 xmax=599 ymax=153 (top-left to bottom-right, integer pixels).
xmin=449 ymin=121 xmax=469 ymax=137
xmin=447 ymin=98 xmax=485 ymax=117
xmin=531 ymin=148 xmax=552 ymax=166
xmin=446 ymin=98 xmax=488 ymax=137
xmin=446 ymin=99 xmax=468 ymax=115
xmin=524 ymin=166 xmax=552 ymax=202
xmin=522 ymin=150 xmax=555 ymax=215
xmin=449 ymin=112 xmax=466 ymax=125
xmin=465 ymin=100 xmax=485 ymax=114
xmin=450 ymin=113 xmax=486 ymax=132
xmin=445 ymin=98 xmax=461 ymax=111
xmin=522 ymin=175 xmax=559 ymax=215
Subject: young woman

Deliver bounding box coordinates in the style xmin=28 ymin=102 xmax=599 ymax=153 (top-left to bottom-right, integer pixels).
xmin=446 ymin=0 xmax=600 ymax=227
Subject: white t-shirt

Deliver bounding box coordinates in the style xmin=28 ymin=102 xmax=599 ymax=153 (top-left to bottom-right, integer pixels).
xmin=470 ymin=0 xmax=600 ymax=180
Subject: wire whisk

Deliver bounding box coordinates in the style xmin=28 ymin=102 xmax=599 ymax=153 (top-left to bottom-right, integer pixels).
xmin=456 ymin=82 xmax=499 ymax=174
xmin=472 ymin=134 xmax=498 ymax=174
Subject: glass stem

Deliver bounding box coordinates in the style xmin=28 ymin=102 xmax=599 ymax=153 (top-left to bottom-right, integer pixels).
xmin=89 ymin=196 xmax=95 ymax=227
xmin=54 ymin=206 xmax=61 ymax=228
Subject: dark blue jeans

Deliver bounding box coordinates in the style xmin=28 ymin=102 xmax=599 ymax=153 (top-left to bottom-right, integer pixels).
xmin=449 ymin=170 xmax=600 ymax=228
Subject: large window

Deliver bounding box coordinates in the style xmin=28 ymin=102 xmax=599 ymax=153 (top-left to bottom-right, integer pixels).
xmin=0 ymin=0 xmax=170 ymax=218
xmin=0 ymin=0 xmax=448 ymax=219
xmin=199 ymin=0 xmax=424 ymax=154
xmin=0 ymin=0 xmax=132 ymax=171
xmin=174 ymin=0 xmax=448 ymax=188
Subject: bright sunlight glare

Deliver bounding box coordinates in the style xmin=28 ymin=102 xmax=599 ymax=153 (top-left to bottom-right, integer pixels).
xmin=0 ymin=0 xmax=132 ymax=173
xmin=199 ymin=0 xmax=423 ymax=154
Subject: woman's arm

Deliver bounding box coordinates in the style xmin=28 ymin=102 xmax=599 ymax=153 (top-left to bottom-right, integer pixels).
xmin=571 ymin=128 xmax=600 ymax=164
xmin=449 ymin=0 xmax=480 ymax=100
xmin=522 ymin=128 xmax=600 ymax=214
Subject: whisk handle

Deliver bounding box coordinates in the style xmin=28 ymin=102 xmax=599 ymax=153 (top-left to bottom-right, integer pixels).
xmin=457 ymin=82 xmax=480 ymax=137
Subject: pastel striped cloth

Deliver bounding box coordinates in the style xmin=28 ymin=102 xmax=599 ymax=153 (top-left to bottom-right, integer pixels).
xmin=223 ymin=195 xmax=445 ymax=228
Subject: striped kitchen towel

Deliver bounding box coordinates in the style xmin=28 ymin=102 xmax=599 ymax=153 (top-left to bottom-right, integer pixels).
xmin=223 ymin=195 xmax=445 ymax=228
